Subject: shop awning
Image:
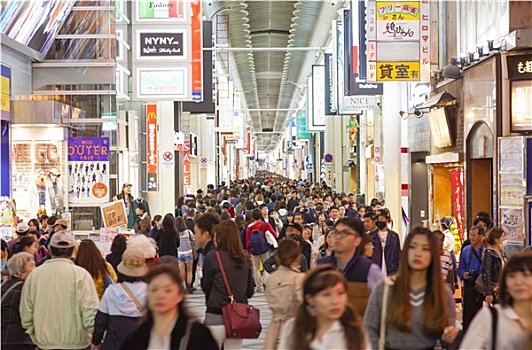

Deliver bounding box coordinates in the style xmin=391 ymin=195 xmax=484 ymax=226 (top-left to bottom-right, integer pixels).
xmin=343 ymin=159 xmax=356 ymax=167
xmin=419 ymin=91 xmax=458 ymax=110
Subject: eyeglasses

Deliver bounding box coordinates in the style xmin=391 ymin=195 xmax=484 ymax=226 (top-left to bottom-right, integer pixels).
xmin=331 ymin=229 xmax=358 ymax=238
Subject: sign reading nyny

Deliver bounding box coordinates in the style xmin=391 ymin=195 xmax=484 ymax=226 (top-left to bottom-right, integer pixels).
xmin=367 ymin=1 xmax=430 ymax=82
xmin=139 ymin=32 xmax=184 ymax=58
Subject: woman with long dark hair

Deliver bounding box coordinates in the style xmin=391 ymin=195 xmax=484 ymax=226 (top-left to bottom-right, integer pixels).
xmin=106 ymin=234 xmax=127 ymax=273
xmin=76 ymin=240 xmax=117 ymax=299
xmin=155 ymin=213 xmax=180 ymax=259
xmin=364 ymin=227 xmax=458 ymax=350
xmin=481 ymin=227 xmax=508 ymax=305
xmin=175 ymin=216 xmax=194 ymax=293
xmin=201 ymin=219 xmax=254 ymax=350
xmin=120 ymin=264 xmax=217 ymax=349
xmin=279 ymin=265 xmax=368 ymax=349
xmin=150 ymin=215 xmax=163 ymax=239
xmin=459 ymin=251 xmax=532 ymax=349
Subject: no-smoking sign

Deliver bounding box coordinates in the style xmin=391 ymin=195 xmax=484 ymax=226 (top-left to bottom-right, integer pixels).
xmin=162 ymin=151 xmax=174 ymax=168
xmin=200 ymin=156 xmax=208 ymax=168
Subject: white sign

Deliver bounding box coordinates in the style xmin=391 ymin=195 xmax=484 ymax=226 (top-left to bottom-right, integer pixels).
xmin=342 ymin=96 xmax=376 ymax=112
xmin=199 ymin=156 xmax=208 ymax=168
xmin=217 ymin=81 xmax=234 ymax=132
xmin=310 ymin=65 xmax=326 ymax=131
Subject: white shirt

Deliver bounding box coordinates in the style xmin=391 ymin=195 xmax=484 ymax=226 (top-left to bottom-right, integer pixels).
xmin=279 ymin=318 xmax=371 ymax=350
xmin=459 ymin=304 xmax=529 ymax=350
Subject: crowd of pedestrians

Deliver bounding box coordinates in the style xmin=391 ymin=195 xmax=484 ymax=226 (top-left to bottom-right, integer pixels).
xmin=1 ymin=171 xmax=531 ymax=349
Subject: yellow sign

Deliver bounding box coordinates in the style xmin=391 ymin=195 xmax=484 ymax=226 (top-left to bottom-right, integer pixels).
xmin=1 ymin=76 xmax=10 ymax=113
xmin=376 ymin=1 xmax=420 ymax=20
xmin=375 ymin=61 xmax=421 ymax=81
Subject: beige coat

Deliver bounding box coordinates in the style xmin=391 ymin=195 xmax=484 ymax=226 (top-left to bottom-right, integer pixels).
xmin=264 ymin=265 xmax=304 ymax=350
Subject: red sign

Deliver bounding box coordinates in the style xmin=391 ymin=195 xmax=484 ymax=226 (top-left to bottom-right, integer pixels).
xmin=190 ymin=0 xmax=202 ymax=101
xmin=183 ymin=140 xmax=191 ymax=186
xmin=163 ymin=151 xmax=173 ymax=162
xmin=450 ymin=168 xmax=465 ymax=243
xmin=146 ymin=104 xmax=157 ymax=173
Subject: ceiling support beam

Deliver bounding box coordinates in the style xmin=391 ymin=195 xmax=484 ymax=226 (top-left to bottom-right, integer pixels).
xmin=204 ymin=47 xmax=327 ymax=52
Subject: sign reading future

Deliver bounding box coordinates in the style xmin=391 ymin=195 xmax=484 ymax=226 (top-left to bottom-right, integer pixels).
xmin=140 ymin=32 xmax=184 ymax=57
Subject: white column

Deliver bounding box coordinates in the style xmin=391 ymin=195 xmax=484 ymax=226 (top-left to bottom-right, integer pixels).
xmin=382 ymin=82 xmax=404 ymax=238
xmin=146 ymin=101 xmax=175 ymax=216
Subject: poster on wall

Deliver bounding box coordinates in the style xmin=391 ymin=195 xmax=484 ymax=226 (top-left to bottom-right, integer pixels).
xmin=450 ymin=168 xmax=464 ymax=243
xmin=68 ymin=137 xmax=110 ymax=204
xmin=499 ymin=137 xmax=524 ymax=173
xmin=500 ymin=207 xmax=525 ymax=244
xmin=500 ymin=173 xmax=525 ymax=207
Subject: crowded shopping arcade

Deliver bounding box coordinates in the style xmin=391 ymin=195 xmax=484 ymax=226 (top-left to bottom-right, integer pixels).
xmin=0 ymin=0 xmax=531 ymax=349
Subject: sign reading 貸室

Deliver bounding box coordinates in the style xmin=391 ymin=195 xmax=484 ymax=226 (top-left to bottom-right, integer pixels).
xmin=1 ymin=64 xmax=11 ymax=121
xmin=101 ymin=201 xmax=128 ymax=228
xmin=137 ymin=0 xmax=187 ymax=22
xmin=68 ymin=137 xmax=110 ymax=203
xmin=367 ymin=1 xmax=430 ymax=82
xmin=147 ymin=104 xmax=158 ymax=191
xmin=138 ymin=31 xmax=185 ymax=59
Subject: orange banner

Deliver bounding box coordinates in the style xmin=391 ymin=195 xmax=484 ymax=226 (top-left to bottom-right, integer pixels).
xmin=183 ymin=140 xmax=191 ymax=185
xmin=191 ymin=0 xmax=202 ymax=101
xmin=146 ymin=104 xmax=157 ymax=175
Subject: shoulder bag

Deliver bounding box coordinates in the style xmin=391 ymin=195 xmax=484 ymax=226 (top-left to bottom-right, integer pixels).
xmin=215 ymin=251 xmax=262 ymax=339
xmin=1 ymin=280 xmax=23 ymax=302
xmin=121 ymin=282 xmax=146 ymax=315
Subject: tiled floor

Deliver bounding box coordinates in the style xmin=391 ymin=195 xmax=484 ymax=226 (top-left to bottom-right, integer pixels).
xmin=184 ymin=289 xmax=270 ymax=350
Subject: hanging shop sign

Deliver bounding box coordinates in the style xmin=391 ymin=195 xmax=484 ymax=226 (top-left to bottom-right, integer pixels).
xmin=342 ymin=96 xmax=376 ymax=113
xmin=310 ymin=65 xmax=326 ymax=131
xmin=137 ymin=30 xmax=186 ymax=60
xmin=183 ymin=140 xmax=191 ymax=186
xmin=217 ymin=81 xmax=234 ymax=132
xmin=147 ymin=104 xmax=158 ymax=191
xmin=136 ymin=0 xmax=188 ymax=22
xmin=190 ymin=0 xmax=203 ymax=101
xmin=1 ymin=65 xmax=11 ymax=121
xmin=136 ymin=67 xmax=188 ymax=100
xmin=297 ymin=110 xmax=311 ymax=140
xmin=507 ymin=55 xmax=532 ymax=133
xmin=67 ymin=137 xmax=110 ymax=203
xmin=367 ymin=0 xmax=430 ymax=82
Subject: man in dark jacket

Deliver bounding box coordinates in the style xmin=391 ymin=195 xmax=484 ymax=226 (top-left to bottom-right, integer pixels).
xmin=318 ymin=217 xmax=383 ymax=318
xmin=369 ymin=209 xmax=401 ymax=276
xmin=287 ymin=191 xmax=300 ymax=212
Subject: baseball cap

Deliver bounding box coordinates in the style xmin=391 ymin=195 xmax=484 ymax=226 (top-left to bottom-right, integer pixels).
xmin=50 ymin=231 xmax=76 ymax=248
xmin=53 ymin=219 xmax=69 ymax=228
xmin=441 ymin=217 xmax=454 ymax=229
xmin=286 ymin=222 xmax=303 ymax=233
xmin=122 ymin=183 xmax=133 ymax=188
xmin=117 ymin=247 xmax=149 ymax=277
xmin=16 ymin=222 xmax=29 ymax=233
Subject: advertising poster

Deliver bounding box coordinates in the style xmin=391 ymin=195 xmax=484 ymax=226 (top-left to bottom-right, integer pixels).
xmin=450 ymin=168 xmax=464 ymax=243
xmin=499 ymin=137 xmax=524 ymax=173
xmin=68 ymin=137 xmax=110 ymax=203
xmin=500 ymin=207 xmax=525 ymax=244
xmin=1 ymin=65 xmax=11 ymax=121
xmin=500 ymin=173 xmax=524 ymax=207
xmin=101 ymin=201 xmax=127 ymax=228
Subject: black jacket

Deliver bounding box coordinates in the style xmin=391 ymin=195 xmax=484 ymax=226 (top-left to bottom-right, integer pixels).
xmin=119 ymin=313 xmax=217 ymax=350
xmin=155 ymin=227 xmax=180 ymax=257
xmin=201 ymin=250 xmax=254 ymax=315
xmin=94 ymin=312 xmax=139 ymax=350
xmin=370 ymin=229 xmax=401 ymax=276
xmin=1 ymin=278 xmax=34 ymax=347
xmin=482 ymin=247 xmax=507 ymax=296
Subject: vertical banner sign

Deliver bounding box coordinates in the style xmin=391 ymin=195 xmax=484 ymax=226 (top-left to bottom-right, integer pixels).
xmin=324 ymin=53 xmax=336 ymax=115
xmin=310 ymin=65 xmax=326 ymax=131
xmin=183 ymin=140 xmax=191 ymax=185
xmin=450 ymin=168 xmax=464 ymax=244
xmin=367 ymin=0 xmax=430 ymax=82
xmin=191 ymin=0 xmax=202 ymax=101
xmin=146 ymin=104 xmax=158 ymax=191
xmin=68 ymin=137 xmax=110 ymax=203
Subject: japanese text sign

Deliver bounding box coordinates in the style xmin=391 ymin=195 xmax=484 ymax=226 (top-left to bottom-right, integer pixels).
xmin=101 ymin=201 xmax=128 ymax=228
xmin=146 ymin=104 xmax=158 ymax=191
xmin=367 ymin=0 xmax=430 ymax=82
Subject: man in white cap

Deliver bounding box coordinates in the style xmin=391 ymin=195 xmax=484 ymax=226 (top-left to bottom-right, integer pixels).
xmin=20 ymin=231 xmax=99 ymax=350
xmin=7 ymin=222 xmax=30 ymax=251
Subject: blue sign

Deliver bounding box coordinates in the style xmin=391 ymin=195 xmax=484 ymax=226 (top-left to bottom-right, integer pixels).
xmin=324 ymin=153 xmax=334 ymax=163
xmin=306 ymin=164 xmax=313 ymax=170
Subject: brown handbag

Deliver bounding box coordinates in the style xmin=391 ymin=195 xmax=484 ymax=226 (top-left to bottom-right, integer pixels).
xmin=215 ymin=251 xmax=262 ymax=339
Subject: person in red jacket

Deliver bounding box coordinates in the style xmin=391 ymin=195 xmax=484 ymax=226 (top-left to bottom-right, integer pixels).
xmin=245 ymin=209 xmax=276 ymax=292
